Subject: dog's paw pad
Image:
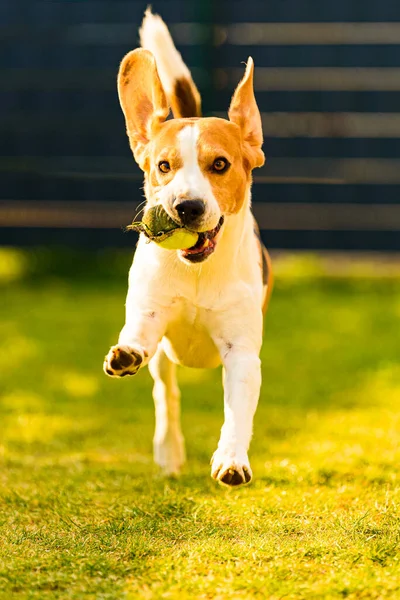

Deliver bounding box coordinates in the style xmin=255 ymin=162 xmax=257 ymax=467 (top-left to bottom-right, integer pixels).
xmin=103 ymin=345 xmax=143 ymax=378
xmin=211 ymin=450 xmax=252 ymax=487
xmin=219 ymin=467 xmax=251 ymax=486
xmin=110 ymin=349 xmax=136 ymax=370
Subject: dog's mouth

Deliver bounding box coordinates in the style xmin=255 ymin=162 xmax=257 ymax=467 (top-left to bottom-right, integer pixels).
xmin=180 ymin=217 xmax=224 ymax=263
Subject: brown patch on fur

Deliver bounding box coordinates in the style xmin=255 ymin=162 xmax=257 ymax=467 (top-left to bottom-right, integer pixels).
xmin=261 ymin=244 xmax=268 ymax=287
xmin=171 ymin=77 xmax=201 ymax=118
xmin=118 ymin=49 xmax=169 ymax=169
xmin=254 ymin=220 xmax=273 ymax=314
xmin=122 ymin=60 xmax=132 ymax=77
xmin=138 ymin=113 xmax=259 ymax=219
xmin=144 ymin=119 xmax=193 ymax=187
xmin=141 ymin=117 xmax=254 ymax=216
xmin=262 ymin=247 xmax=273 ymax=314
xmin=254 ymin=222 xmax=268 ymax=286
xmin=197 ymin=118 xmax=250 ymax=215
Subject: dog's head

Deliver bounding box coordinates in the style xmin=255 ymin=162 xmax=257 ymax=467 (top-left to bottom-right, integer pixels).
xmin=118 ymin=49 xmax=264 ymax=263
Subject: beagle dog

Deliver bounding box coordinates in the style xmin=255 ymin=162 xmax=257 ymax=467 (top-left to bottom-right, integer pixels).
xmin=104 ymin=9 xmax=273 ymax=486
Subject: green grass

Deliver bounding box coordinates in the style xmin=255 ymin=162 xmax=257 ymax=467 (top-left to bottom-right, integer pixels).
xmin=0 ymin=248 xmax=400 ymax=599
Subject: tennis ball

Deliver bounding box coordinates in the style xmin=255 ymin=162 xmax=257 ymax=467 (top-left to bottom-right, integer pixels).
xmin=155 ymin=229 xmax=199 ymax=250
xmin=126 ymin=205 xmax=199 ymax=250
xmin=142 ymin=205 xmax=178 ymax=235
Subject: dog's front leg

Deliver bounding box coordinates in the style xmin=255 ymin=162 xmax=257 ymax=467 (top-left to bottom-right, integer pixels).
xmin=104 ymin=306 xmax=167 ymax=378
xmin=210 ymin=311 xmax=263 ymax=486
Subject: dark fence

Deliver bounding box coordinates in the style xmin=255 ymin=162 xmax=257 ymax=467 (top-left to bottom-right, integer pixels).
xmin=1 ymin=0 xmax=400 ymax=249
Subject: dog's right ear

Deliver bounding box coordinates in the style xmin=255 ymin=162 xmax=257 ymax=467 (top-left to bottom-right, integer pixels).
xmin=118 ymin=48 xmax=169 ymax=170
xmin=228 ymin=57 xmax=264 ymax=170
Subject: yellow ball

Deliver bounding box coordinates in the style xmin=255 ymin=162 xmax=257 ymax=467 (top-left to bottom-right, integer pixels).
xmin=155 ymin=229 xmax=199 ymax=250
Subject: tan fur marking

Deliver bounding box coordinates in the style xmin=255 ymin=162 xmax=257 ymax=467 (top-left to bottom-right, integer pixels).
xmin=228 ymin=58 xmax=265 ymax=170
xmin=145 ymin=119 xmax=192 ymax=191
xmin=197 ymin=118 xmax=250 ymax=215
xmin=141 ymin=117 xmax=257 ymax=216
xmin=117 ymin=49 xmax=169 ymax=169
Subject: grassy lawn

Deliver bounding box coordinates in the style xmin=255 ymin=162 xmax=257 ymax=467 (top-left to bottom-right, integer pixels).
xmin=0 ymin=248 xmax=400 ymax=599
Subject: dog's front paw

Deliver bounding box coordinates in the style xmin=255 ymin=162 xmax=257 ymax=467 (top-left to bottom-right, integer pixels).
xmin=103 ymin=344 xmax=144 ymax=378
xmin=211 ymin=447 xmax=252 ymax=487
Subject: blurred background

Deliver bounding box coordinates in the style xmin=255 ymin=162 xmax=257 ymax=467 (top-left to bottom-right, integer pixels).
xmin=1 ymin=7 xmax=400 ymax=592
xmin=1 ymin=0 xmax=400 ymax=251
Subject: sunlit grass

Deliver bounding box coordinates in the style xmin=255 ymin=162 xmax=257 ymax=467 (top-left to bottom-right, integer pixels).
xmin=0 ymin=248 xmax=29 ymax=283
xmin=0 ymin=249 xmax=399 ymax=598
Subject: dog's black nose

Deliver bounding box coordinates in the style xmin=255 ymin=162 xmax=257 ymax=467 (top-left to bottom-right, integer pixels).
xmin=175 ymin=199 xmax=205 ymax=226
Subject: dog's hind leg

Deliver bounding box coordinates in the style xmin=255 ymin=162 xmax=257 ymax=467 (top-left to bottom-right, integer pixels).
xmin=148 ymin=344 xmax=185 ymax=476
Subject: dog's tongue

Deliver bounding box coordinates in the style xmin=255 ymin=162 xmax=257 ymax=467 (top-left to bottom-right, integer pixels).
xmin=185 ymin=233 xmax=212 ymax=254
xmin=184 ymin=217 xmax=225 ymax=254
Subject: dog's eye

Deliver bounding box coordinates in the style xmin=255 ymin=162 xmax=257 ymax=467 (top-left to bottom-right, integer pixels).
xmin=158 ymin=161 xmax=171 ymax=174
xmin=212 ymin=157 xmax=229 ymax=173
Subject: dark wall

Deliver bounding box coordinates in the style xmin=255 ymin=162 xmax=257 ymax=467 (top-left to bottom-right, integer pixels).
xmin=1 ymin=0 xmax=400 ymax=249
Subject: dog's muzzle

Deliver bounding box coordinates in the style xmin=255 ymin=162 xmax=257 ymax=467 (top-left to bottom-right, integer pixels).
xmin=174 ymin=199 xmax=206 ymax=228
xmin=179 ymin=216 xmax=224 ymax=263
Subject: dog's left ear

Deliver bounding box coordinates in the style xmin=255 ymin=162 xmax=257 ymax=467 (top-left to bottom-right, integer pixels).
xmin=228 ymin=57 xmax=265 ymax=169
xmin=118 ymin=48 xmax=169 ymax=169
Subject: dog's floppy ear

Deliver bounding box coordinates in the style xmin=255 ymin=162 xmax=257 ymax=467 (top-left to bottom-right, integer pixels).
xmin=228 ymin=57 xmax=265 ymax=169
xmin=118 ymin=48 xmax=169 ymax=169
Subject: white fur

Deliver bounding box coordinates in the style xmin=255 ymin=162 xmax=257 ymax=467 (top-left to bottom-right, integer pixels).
xmin=106 ymin=185 xmax=265 ymax=483
xmin=156 ymin=125 xmax=220 ymax=232
xmin=139 ymin=8 xmax=191 ymax=95
xmin=148 ymin=345 xmax=185 ymax=475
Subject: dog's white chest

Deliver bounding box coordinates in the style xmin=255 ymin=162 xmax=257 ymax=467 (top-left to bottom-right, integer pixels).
xmin=162 ymin=300 xmax=221 ymax=369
